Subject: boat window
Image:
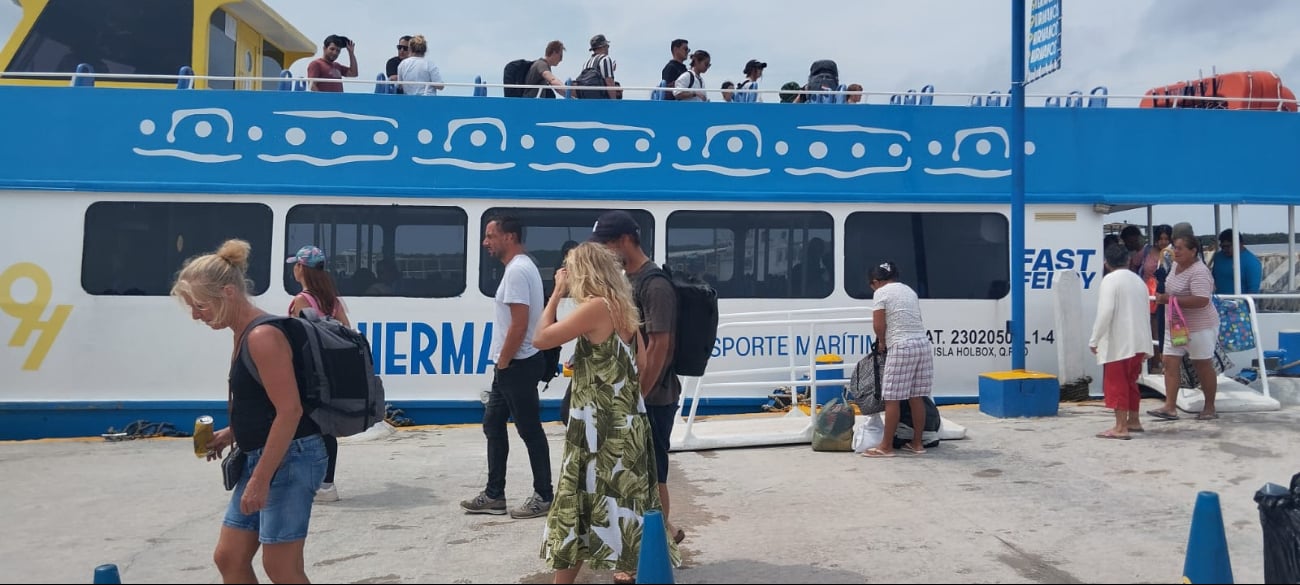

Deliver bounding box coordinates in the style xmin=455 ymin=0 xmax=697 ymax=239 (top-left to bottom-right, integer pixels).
xmin=81 ymin=202 xmax=272 ymax=296
xmin=666 ymin=211 xmax=834 ymax=299
xmin=285 ymin=205 xmax=467 ymax=298
xmin=844 ymin=212 xmax=1010 ymax=300
xmin=206 ymin=9 xmax=235 ymax=90
xmin=478 ymin=208 xmax=655 ymax=298
xmin=6 ymin=0 xmax=193 ymax=82
xmin=261 ymin=41 xmax=286 ymax=90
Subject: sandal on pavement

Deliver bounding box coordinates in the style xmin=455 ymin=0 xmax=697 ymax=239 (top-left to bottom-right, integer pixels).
xmin=900 ymin=444 xmax=927 ymax=455
xmin=1095 ymin=430 xmax=1132 ymax=440
xmin=862 ymin=447 xmax=895 ymax=458
xmin=1147 ymin=409 xmax=1179 ymax=421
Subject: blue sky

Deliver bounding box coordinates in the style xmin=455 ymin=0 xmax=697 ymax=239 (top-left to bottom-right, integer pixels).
xmin=2 ymin=0 xmax=1297 ymax=235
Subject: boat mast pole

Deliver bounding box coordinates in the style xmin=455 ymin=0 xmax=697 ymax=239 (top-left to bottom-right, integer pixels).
xmin=1011 ymin=0 xmax=1027 ymax=370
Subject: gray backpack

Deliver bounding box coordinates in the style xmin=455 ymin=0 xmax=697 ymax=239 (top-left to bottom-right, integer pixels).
xmin=239 ymin=311 xmax=386 ymax=437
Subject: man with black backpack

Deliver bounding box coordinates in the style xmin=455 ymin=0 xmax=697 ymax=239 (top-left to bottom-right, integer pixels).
xmin=591 ymin=210 xmax=687 ymax=546
xmin=523 ymin=41 xmax=566 ymax=98
xmin=573 ymin=34 xmax=618 ymax=99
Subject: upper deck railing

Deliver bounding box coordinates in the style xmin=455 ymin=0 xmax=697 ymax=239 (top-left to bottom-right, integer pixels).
xmin=6 ymin=67 xmax=1298 ymax=111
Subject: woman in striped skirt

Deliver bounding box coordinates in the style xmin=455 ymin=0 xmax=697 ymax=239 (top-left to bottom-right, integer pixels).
xmin=863 ymin=261 xmax=935 ymax=458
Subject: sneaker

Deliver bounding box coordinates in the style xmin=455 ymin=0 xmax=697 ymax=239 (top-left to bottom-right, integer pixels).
xmin=460 ymin=492 xmax=507 ymax=515
xmin=314 ymin=482 xmax=339 ymax=503
xmin=509 ymin=492 xmax=552 ymax=519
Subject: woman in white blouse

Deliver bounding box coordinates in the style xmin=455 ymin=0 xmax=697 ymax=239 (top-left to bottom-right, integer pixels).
xmin=1089 ymin=244 xmax=1154 ymax=439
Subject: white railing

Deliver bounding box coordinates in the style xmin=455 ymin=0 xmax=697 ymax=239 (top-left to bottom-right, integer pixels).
xmin=672 ymin=307 xmax=871 ymax=451
xmin=5 ymin=70 xmax=1297 ymax=109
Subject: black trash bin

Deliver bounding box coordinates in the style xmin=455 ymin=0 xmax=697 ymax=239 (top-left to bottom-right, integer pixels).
xmin=1255 ymin=473 xmax=1300 ymax=584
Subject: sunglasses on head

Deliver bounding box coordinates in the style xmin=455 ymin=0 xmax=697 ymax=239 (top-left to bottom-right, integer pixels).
xmin=397 ymin=45 xmax=409 ymax=51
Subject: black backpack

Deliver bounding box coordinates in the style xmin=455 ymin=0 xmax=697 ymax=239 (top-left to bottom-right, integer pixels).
xmin=637 ymin=264 xmax=719 ymax=377
xmin=502 ymin=58 xmax=532 ymax=98
xmin=808 ymin=59 xmax=840 ymax=92
xmin=540 ymin=346 xmax=562 ymax=386
xmin=572 ymin=56 xmax=609 ymax=99
xmin=238 ymin=311 xmax=387 ymax=438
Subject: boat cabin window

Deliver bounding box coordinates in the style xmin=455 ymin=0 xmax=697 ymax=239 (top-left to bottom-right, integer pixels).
xmin=285 ymin=205 xmax=467 ymax=298
xmin=81 ymin=202 xmax=272 ymax=296
xmin=207 ymin=9 xmax=236 ymax=90
xmin=7 ymin=0 xmax=193 ymax=82
xmin=845 ymin=211 xmax=1010 ymax=300
xmin=667 ymin=211 xmax=834 ymax=299
xmin=261 ymin=42 xmax=286 ymax=90
xmin=478 ymin=208 xmax=655 ymax=299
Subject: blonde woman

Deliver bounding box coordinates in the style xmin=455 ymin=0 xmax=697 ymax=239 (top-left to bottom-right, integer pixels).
xmin=397 ymin=34 xmax=444 ymax=96
xmin=172 ymin=239 xmax=326 ymax=584
xmin=533 ymin=242 xmax=679 ymax=584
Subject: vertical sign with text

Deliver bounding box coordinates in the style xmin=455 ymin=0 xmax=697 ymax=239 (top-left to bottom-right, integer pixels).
xmin=1027 ymin=0 xmax=1062 ymax=83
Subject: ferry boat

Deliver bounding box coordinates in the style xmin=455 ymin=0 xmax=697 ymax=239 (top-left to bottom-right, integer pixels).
xmin=2 ymin=0 xmax=1298 ymax=440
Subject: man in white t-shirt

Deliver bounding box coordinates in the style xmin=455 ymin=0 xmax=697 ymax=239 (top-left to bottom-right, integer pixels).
xmin=461 ymin=215 xmax=553 ymax=520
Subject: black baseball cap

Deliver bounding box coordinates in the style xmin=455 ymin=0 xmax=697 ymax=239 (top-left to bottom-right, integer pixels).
xmin=744 ymin=59 xmax=768 ymax=73
xmin=590 ymin=210 xmax=641 ymax=243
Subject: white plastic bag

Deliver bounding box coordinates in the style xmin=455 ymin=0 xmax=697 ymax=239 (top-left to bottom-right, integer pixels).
xmin=852 ymin=414 xmax=885 ymax=453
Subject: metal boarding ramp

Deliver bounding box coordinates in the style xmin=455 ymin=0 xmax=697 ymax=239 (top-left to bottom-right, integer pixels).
xmin=669 ymin=307 xmax=871 ymax=451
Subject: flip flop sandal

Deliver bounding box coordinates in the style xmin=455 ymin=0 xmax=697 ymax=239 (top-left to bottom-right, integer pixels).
xmin=1095 ymin=431 xmax=1132 ymax=440
xmin=901 ymin=444 xmax=927 ymax=455
xmin=1147 ymin=409 xmax=1180 ymax=421
xmin=862 ymin=447 xmax=895 ymax=458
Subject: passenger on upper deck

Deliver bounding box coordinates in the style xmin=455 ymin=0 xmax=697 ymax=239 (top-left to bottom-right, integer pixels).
xmin=580 ymin=34 xmax=619 ymax=99
xmin=673 ymin=50 xmax=711 ymax=102
xmin=397 ymin=35 xmax=445 ymax=96
xmin=308 ymin=35 xmax=358 ymax=92
xmin=846 ymin=83 xmax=864 ymax=104
xmin=386 ymin=36 xmax=412 ymax=94
xmin=737 ymin=59 xmax=766 ymax=102
xmin=720 ymin=81 xmax=735 ymax=102
xmin=660 ymin=39 xmax=689 ymax=101
xmin=523 ymin=41 xmax=567 ymax=99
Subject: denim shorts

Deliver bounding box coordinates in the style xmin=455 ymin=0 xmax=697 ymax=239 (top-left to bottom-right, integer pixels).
xmin=223 ymin=434 xmax=327 ymax=544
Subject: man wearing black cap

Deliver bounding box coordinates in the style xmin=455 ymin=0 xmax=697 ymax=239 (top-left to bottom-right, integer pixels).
xmin=660 ymin=39 xmax=689 ymax=101
xmin=591 ymin=210 xmax=687 ymax=546
xmin=738 ymin=59 xmax=767 ymax=103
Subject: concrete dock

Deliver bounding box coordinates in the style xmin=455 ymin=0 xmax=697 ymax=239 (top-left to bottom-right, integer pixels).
xmin=2 ymin=399 xmax=1296 ymax=583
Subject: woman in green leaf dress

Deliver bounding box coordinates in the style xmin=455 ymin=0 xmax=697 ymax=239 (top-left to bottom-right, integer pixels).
xmin=533 ymin=242 xmax=680 ymax=584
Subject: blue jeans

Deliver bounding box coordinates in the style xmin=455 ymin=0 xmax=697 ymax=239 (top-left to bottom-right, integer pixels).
xmin=483 ymin=352 xmax=552 ymax=501
xmin=223 ymin=434 xmax=327 ymax=544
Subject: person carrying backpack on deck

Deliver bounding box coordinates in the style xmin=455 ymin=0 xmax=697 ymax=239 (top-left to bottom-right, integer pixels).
xmin=592 ymin=210 xmax=688 ymax=547
xmin=285 ymin=245 xmax=351 ymax=503
xmin=523 ymin=41 xmax=567 ymax=98
xmin=173 ymin=239 xmax=327 ymax=584
xmin=574 ymin=34 xmax=618 ymax=99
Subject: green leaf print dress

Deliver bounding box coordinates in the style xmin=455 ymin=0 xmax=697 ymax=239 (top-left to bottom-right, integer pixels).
xmin=541 ymin=331 xmax=681 ymax=571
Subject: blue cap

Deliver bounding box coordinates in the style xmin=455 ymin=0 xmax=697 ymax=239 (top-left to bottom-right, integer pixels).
xmin=286 ymin=245 xmax=326 ymax=268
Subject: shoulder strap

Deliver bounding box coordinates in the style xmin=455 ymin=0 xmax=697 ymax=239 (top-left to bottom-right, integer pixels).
xmin=238 ymin=315 xmax=291 ymax=386
xmin=297 ymin=291 xmax=323 ymax=314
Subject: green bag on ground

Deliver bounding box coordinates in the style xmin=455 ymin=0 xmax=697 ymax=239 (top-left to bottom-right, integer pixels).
xmin=812 ymin=396 xmax=855 ymax=452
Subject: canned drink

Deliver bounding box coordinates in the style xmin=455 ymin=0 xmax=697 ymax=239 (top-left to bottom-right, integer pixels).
xmin=193 ymin=415 xmax=214 ymax=458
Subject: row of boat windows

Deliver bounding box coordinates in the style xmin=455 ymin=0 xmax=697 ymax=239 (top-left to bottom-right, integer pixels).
xmin=81 ymin=202 xmax=1012 ymax=300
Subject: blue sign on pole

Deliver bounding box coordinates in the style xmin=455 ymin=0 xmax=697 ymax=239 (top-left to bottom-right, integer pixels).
xmin=1027 ymin=0 xmax=1061 ymax=84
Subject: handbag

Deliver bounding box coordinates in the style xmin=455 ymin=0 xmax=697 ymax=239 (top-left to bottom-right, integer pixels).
xmin=1168 ymin=296 xmax=1190 ymax=347
xmin=221 ymin=445 xmax=246 ymax=491
xmin=847 ymin=345 xmax=886 ymax=416
xmin=1214 ymin=296 xmax=1257 ymax=352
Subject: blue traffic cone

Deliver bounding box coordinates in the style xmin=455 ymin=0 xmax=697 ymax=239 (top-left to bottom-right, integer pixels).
xmin=636 ymin=510 xmax=674 ymax=584
xmin=93 ymin=564 xmax=121 ymax=584
xmin=1183 ymin=491 xmax=1234 ymax=584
